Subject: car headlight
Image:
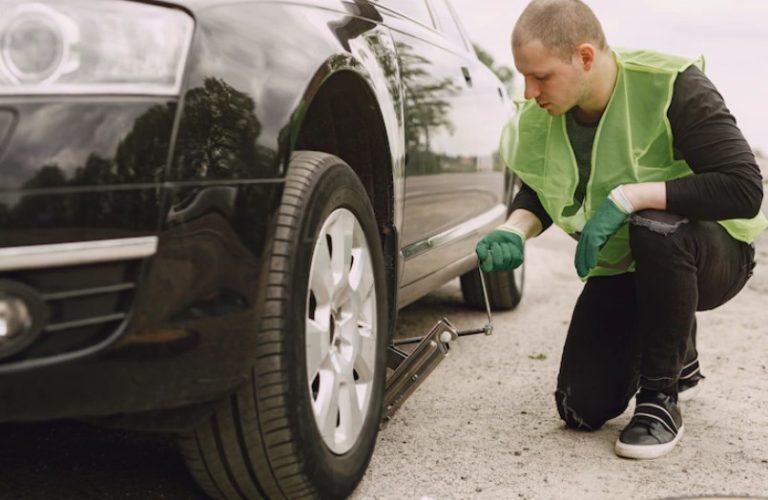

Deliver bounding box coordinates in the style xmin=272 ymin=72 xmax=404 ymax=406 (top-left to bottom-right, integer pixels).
xmin=0 ymin=0 xmax=193 ymax=96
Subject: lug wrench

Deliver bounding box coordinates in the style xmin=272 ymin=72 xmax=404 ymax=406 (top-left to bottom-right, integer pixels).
xmin=392 ymin=268 xmax=493 ymax=346
xmin=383 ymin=266 xmax=494 ymax=420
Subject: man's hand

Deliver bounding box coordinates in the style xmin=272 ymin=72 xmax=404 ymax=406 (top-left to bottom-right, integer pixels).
xmin=574 ymin=196 xmax=630 ymax=278
xmin=476 ymin=228 xmax=524 ymax=272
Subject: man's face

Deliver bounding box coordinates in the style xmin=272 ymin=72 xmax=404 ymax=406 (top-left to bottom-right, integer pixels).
xmin=514 ymin=40 xmax=587 ymax=116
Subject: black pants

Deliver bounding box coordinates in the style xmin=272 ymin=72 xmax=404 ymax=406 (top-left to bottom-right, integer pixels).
xmin=555 ymin=210 xmax=756 ymax=430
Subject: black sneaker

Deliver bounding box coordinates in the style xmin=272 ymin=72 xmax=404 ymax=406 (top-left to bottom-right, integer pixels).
xmin=678 ymin=359 xmax=705 ymax=402
xmin=615 ymin=390 xmax=684 ymax=459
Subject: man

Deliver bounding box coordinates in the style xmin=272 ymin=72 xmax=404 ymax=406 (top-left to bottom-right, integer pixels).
xmin=477 ymin=0 xmax=766 ymax=459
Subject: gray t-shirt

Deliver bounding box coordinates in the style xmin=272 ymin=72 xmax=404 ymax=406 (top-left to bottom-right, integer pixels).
xmin=561 ymin=110 xmax=598 ymax=217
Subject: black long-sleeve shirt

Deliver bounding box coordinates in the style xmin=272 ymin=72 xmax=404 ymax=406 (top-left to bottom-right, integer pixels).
xmin=510 ymin=66 xmax=764 ymax=231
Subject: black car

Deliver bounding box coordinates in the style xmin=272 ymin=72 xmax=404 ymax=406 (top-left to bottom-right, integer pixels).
xmin=0 ymin=0 xmax=521 ymax=497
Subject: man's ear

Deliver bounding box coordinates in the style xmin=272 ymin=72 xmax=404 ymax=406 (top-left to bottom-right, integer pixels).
xmin=575 ymin=43 xmax=596 ymax=71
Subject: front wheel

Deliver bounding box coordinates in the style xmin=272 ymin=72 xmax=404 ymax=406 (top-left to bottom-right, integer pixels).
xmin=180 ymin=152 xmax=389 ymax=499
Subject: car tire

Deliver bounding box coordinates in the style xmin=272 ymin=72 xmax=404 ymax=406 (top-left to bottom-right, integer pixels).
xmin=179 ymin=151 xmax=389 ymax=499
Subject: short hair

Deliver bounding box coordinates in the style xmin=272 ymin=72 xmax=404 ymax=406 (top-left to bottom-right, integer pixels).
xmin=512 ymin=0 xmax=608 ymax=60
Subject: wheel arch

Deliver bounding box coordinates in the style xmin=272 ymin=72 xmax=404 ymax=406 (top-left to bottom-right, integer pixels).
xmin=290 ymin=61 xmax=401 ymax=338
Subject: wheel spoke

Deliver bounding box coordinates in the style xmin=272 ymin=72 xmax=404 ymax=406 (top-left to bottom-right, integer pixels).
xmin=310 ymin=237 xmax=334 ymax=305
xmin=354 ymin=326 xmax=376 ymax=382
xmin=348 ymin=246 xmax=374 ymax=319
xmin=314 ymin=371 xmax=341 ymax=442
xmin=337 ymin=313 xmax=358 ymax=355
xmin=330 ymin=212 xmax=354 ymax=294
xmin=305 ymin=318 xmax=330 ymax=381
xmin=338 ymin=372 xmax=363 ymax=440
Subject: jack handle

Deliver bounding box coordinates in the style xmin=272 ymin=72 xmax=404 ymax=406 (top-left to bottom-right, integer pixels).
xmin=392 ymin=264 xmax=493 ymax=346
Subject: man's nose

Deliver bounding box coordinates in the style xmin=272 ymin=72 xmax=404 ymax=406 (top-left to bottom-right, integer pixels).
xmin=524 ymin=77 xmax=540 ymax=100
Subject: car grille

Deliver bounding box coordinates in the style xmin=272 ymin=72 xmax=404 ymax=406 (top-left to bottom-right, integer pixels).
xmin=1 ymin=259 xmax=142 ymax=363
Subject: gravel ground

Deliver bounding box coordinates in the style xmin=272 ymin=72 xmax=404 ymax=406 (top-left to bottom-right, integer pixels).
xmin=352 ymin=173 xmax=768 ymax=499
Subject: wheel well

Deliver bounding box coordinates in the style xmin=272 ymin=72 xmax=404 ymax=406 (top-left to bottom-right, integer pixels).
xmin=295 ymin=71 xmax=393 ymax=232
xmin=294 ymin=71 xmax=398 ymax=335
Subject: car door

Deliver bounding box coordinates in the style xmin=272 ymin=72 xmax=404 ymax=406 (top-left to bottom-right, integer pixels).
xmin=377 ymin=0 xmax=510 ymax=287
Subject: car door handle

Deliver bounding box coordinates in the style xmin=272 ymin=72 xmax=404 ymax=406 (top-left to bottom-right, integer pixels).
xmin=461 ymin=66 xmax=472 ymax=87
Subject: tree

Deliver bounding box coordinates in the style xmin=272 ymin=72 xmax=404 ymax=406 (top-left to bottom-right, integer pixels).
xmin=14 ymin=165 xmax=70 ymax=226
xmin=473 ymin=44 xmax=515 ymax=93
xmin=173 ymin=78 xmax=262 ymax=180
xmin=396 ymin=41 xmax=459 ymax=174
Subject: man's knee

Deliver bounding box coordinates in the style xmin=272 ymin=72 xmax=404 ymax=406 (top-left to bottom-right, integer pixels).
xmin=554 ymin=388 xmax=607 ymax=431
xmin=630 ymin=209 xmax=689 ymax=236
xmin=629 ymin=209 xmax=689 ymax=257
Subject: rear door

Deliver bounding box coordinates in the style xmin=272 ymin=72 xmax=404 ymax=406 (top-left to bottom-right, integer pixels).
xmin=383 ymin=0 xmax=510 ymax=286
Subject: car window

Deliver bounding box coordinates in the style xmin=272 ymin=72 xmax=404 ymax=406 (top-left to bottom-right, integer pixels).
xmin=375 ymin=0 xmax=434 ymax=27
xmin=428 ymin=0 xmax=468 ymax=50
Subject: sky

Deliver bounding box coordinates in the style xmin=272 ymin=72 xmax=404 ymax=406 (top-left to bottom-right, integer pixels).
xmin=450 ymin=0 xmax=768 ymax=156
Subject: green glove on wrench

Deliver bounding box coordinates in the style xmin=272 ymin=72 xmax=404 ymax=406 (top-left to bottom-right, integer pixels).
xmin=475 ymin=228 xmax=524 ymax=273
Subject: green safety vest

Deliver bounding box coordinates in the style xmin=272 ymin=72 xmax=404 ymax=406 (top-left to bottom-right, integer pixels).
xmin=500 ymin=48 xmax=768 ymax=278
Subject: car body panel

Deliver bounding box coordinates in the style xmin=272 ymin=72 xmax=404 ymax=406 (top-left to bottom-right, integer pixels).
xmin=0 ymin=100 xmax=172 ymax=248
xmin=0 ymin=0 xmax=512 ymax=422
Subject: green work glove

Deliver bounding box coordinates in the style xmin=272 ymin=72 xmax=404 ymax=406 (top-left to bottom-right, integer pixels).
xmin=476 ymin=228 xmax=524 ymax=272
xmin=574 ymin=196 xmax=630 ymax=278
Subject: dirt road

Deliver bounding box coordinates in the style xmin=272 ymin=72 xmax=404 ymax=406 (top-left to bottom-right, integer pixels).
xmin=353 ymin=175 xmax=768 ymax=499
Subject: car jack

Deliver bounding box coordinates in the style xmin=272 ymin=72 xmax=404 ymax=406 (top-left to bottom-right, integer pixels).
xmin=383 ymin=267 xmax=494 ymax=421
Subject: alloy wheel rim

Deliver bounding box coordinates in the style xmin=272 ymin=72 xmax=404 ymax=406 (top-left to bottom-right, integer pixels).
xmin=305 ymin=208 xmax=377 ymax=454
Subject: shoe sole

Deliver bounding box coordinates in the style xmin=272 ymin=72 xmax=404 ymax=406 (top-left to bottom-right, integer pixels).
xmin=614 ymin=425 xmax=685 ymax=459
xmin=678 ymin=382 xmax=702 ymax=402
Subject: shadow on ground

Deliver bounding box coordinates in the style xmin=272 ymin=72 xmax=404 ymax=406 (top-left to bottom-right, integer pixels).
xmin=0 ymin=420 xmax=205 ymax=499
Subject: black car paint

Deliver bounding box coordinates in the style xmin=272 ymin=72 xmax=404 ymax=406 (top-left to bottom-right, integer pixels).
xmin=0 ymin=0 xmax=510 ymax=424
